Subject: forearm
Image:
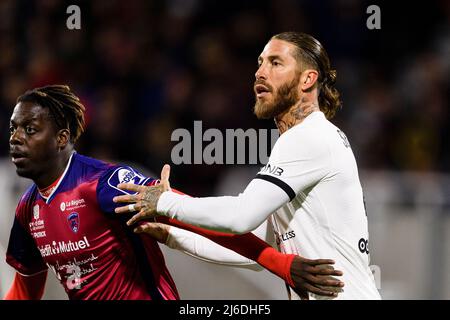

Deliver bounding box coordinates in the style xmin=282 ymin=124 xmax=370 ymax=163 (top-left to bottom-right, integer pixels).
xmin=157 ymin=179 xmax=289 ymax=234
xmin=4 ymin=271 xmax=47 ymax=300
xmin=167 ymin=227 xmax=261 ymax=270
xmin=157 ymin=216 xmax=295 ymax=287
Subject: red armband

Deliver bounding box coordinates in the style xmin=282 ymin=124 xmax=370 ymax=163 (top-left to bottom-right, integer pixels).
xmin=155 ymin=188 xmax=295 ymax=287
xmin=157 ymin=215 xmax=295 ymax=287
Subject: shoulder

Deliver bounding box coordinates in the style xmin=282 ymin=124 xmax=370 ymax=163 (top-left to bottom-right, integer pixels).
xmin=15 ymin=184 xmax=38 ymax=226
xmin=98 ymin=165 xmax=155 ymax=194
xmin=71 ymin=153 xmax=156 ymax=192
xmin=74 ymin=153 xmax=113 ymax=172
xmin=18 ymin=184 xmax=38 ymax=208
xmin=20 ymin=184 xmax=38 ymax=203
xmin=272 ymin=112 xmax=331 ymax=160
xmin=63 ymin=153 xmax=115 ymax=183
xmin=95 ymin=164 xmax=155 ymax=214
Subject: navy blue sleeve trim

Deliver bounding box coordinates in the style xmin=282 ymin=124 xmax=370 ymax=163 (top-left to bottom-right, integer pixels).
xmin=96 ymin=165 xmax=155 ymax=216
xmin=254 ymin=174 xmax=296 ymax=201
xmin=6 ymin=217 xmax=46 ymax=274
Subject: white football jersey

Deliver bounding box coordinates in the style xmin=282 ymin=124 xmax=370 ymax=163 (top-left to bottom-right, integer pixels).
xmin=257 ymin=111 xmax=381 ymax=300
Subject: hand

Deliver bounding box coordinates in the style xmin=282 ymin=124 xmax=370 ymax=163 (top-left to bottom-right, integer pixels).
xmin=134 ymin=222 xmax=171 ymax=244
xmin=289 ymin=256 xmax=344 ymax=300
xmin=113 ymin=164 xmax=171 ymax=226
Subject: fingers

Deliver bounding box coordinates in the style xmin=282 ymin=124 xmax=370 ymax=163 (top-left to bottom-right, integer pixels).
xmin=113 ymin=193 xmax=138 ymax=204
xmin=291 ymin=256 xmax=344 ymax=298
xmin=294 ymin=288 xmax=309 ymax=300
xmin=114 ymin=201 xmax=143 ymax=214
xmin=126 ymin=209 xmax=157 ymax=226
xmin=316 ymin=284 xmax=344 ymax=294
xmin=304 ymin=264 xmax=344 ymax=277
xmin=134 ymin=222 xmax=166 ymax=233
xmin=117 ymin=183 xmax=146 ymax=193
xmin=133 ymin=222 xmax=170 ymax=243
xmin=302 ymin=258 xmax=335 ymax=266
xmin=302 ymin=273 xmax=344 ymax=288
xmin=134 ymin=222 xmax=159 ymax=234
xmin=302 ymin=282 xmax=339 ymax=298
xmin=316 ymin=269 xmax=343 ymax=277
xmin=161 ymin=164 xmax=170 ymax=182
xmin=127 ymin=211 xmax=145 ymax=226
xmin=113 ymin=185 xmax=145 ymax=214
xmin=160 ymin=164 xmax=171 ymax=191
xmin=115 ymin=204 xmax=135 ymax=214
xmin=134 ymin=224 xmax=149 ymax=233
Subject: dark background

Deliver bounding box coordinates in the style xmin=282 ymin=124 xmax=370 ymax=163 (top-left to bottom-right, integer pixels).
xmin=0 ymin=0 xmax=448 ymax=195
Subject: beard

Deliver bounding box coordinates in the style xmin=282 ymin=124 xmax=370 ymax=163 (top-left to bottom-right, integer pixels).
xmin=253 ymin=74 xmax=300 ymax=119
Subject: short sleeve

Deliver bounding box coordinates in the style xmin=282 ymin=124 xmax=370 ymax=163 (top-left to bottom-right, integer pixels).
xmin=96 ymin=165 xmax=156 ymax=215
xmin=6 ymin=193 xmax=47 ymax=276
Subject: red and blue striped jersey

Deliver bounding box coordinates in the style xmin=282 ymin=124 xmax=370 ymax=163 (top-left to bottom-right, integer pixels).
xmin=6 ymin=152 xmax=179 ymax=300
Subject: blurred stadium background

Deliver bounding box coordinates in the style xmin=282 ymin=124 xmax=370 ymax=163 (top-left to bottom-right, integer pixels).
xmin=0 ymin=0 xmax=449 ymax=299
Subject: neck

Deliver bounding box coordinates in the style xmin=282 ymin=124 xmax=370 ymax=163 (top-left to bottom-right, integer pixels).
xmin=274 ymin=95 xmax=320 ymax=134
xmin=35 ymin=149 xmax=73 ymax=189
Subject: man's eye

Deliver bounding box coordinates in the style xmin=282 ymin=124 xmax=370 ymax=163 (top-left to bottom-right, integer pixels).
xmin=25 ymin=127 xmax=36 ymax=134
xmin=9 ymin=126 xmax=15 ymax=134
xmin=273 ymin=61 xmax=281 ymax=66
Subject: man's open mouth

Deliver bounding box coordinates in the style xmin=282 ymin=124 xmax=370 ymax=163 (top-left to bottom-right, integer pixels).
xmin=10 ymin=151 xmax=28 ymax=163
xmin=255 ymin=84 xmax=271 ymax=97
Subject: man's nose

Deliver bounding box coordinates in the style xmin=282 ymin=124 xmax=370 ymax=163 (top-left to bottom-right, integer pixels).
xmin=255 ymin=64 xmax=268 ymax=80
xmin=10 ymin=128 xmax=24 ymax=145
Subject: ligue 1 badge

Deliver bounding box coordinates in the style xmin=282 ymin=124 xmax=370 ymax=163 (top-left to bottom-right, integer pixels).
xmin=68 ymin=212 xmax=80 ymax=233
xmin=33 ymin=204 xmax=39 ymax=220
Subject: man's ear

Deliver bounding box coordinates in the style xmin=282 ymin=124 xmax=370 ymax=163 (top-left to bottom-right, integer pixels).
xmin=300 ymin=69 xmax=319 ymax=91
xmin=57 ymin=129 xmax=71 ymax=149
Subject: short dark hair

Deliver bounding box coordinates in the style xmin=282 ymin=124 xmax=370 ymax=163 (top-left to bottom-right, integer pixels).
xmin=17 ymin=85 xmax=85 ymax=143
xmin=272 ymin=32 xmax=342 ymax=119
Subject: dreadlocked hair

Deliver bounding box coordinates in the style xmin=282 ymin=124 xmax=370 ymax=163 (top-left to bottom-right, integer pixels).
xmin=17 ymin=85 xmax=85 ymax=143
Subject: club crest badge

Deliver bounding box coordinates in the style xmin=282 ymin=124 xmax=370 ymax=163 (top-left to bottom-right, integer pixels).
xmin=67 ymin=212 xmax=80 ymax=233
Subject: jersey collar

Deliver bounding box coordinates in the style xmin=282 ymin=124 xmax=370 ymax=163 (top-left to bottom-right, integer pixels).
xmin=42 ymin=151 xmax=76 ymax=204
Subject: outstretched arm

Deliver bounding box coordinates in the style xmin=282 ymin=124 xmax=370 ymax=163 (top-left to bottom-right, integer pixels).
xmin=139 ymin=221 xmax=265 ymax=270
xmin=4 ymin=271 xmax=47 ymax=300
xmin=157 ymin=179 xmax=287 ymax=234
xmin=115 ymin=166 xmax=344 ymax=298
xmin=114 ymin=165 xmax=288 ymax=234
xmin=139 ymin=217 xmax=344 ymax=299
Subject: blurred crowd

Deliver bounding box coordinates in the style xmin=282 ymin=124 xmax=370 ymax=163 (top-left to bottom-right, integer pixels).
xmin=0 ymin=0 xmax=448 ymax=195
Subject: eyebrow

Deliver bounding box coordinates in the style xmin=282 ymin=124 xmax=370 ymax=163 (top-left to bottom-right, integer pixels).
xmin=258 ymin=55 xmax=283 ymax=64
xmin=10 ymin=116 xmax=41 ymax=125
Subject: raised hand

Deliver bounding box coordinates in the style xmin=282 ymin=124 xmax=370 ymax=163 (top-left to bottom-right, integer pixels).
xmin=113 ymin=164 xmax=171 ymax=226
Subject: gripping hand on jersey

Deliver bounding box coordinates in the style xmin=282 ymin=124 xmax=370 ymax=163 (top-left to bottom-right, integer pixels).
xmin=133 ymin=221 xmax=345 ymax=299
xmin=113 ymin=164 xmax=171 ymax=226
xmin=290 ymin=257 xmax=344 ymax=299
